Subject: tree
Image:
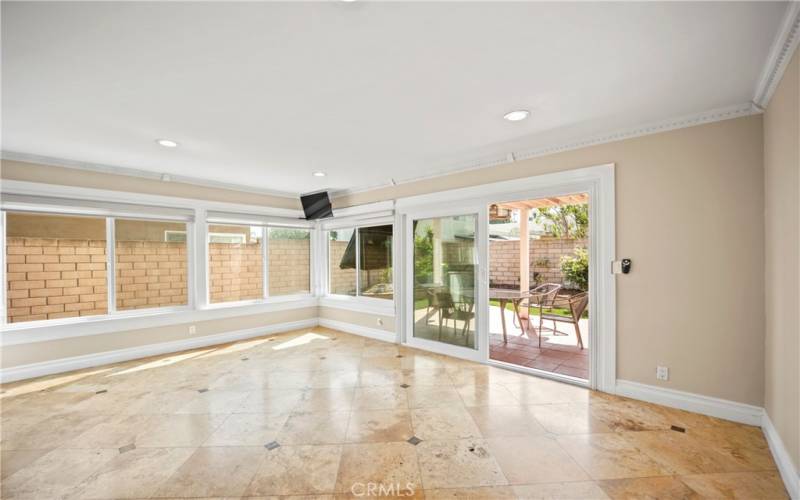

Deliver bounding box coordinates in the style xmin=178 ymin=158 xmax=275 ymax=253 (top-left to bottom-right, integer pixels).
xmin=413 ymin=227 xmax=434 ymax=282
xmin=560 ymin=247 xmax=589 ymax=291
xmin=532 ymin=204 xmax=588 ymax=239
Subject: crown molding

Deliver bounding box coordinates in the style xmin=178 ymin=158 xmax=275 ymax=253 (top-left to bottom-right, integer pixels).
xmin=754 ymin=1 xmax=800 ymax=108
xmin=0 ymin=151 xmax=301 ymax=200
xmin=331 ymin=102 xmax=759 ymax=200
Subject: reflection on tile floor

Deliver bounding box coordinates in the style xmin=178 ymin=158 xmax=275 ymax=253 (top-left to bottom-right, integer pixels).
xmin=490 ymin=306 xmax=589 ymax=379
xmin=0 ymin=327 xmax=787 ymax=499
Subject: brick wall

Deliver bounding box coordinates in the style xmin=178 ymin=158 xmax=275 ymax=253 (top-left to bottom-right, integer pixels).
xmin=208 ymin=241 xmax=262 ymax=303
xmin=329 ymin=240 xmax=356 ymax=295
xmin=268 ymin=238 xmax=310 ymax=296
xmin=6 ymin=237 xmax=314 ymax=323
xmin=6 ymin=237 xmax=108 ymax=323
xmin=116 ymin=241 xmax=188 ymax=310
xmin=489 ymin=236 xmax=587 ymax=288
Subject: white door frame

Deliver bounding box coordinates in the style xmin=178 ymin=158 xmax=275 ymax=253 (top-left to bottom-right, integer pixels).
xmin=395 ymin=164 xmax=615 ymax=392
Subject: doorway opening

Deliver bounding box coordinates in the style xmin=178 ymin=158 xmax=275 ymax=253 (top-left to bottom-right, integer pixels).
xmin=487 ymin=194 xmax=590 ymax=382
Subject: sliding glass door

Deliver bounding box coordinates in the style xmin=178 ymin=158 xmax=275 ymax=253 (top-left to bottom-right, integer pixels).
xmin=406 ymin=212 xmax=484 ymax=360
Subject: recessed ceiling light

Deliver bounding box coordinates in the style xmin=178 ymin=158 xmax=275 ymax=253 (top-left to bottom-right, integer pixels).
xmin=313 ymin=171 xmax=326 ymax=177
xmin=503 ymin=110 xmax=530 ymax=122
xmin=156 ymin=139 xmax=179 ymax=148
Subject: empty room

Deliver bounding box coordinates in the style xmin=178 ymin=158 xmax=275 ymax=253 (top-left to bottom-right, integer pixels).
xmin=1 ymin=1 xmax=798 ymax=499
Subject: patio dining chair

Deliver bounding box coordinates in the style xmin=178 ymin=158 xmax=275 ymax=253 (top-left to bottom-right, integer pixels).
xmin=439 ymin=271 xmax=475 ymax=344
xmin=522 ymin=283 xmax=562 ymax=329
xmin=538 ymin=291 xmax=589 ymax=349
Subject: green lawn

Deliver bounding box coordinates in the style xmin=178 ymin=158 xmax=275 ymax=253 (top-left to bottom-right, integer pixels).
xmin=489 ymin=299 xmax=588 ymax=319
xmin=415 ymin=298 xmax=586 ymax=319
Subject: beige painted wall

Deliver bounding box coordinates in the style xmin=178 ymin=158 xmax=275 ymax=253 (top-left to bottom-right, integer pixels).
xmin=2 ymin=307 xmax=317 ymax=367
xmin=318 ymin=306 xmax=395 ymax=334
xmin=337 ymin=115 xmax=766 ymax=406
xmin=764 ymin=49 xmax=800 ymax=470
xmin=0 ymin=159 xmax=301 ymax=210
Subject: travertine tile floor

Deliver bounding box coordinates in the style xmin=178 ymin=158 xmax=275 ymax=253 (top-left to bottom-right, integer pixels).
xmin=0 ymin=327 xmax=788 ymax=499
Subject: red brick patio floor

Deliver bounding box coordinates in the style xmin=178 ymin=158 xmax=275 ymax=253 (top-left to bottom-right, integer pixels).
xmin=489 ymin=312 xmax=589 ymax=380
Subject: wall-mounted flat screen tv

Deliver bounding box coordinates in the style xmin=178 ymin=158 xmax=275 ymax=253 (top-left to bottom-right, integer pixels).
xmin=300 ymin=191 xmax=333 ymax=220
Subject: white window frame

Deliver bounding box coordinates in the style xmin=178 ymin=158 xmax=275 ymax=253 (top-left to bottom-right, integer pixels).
xmin=200 ymin=223 xmax=315 ymax=310
xmin=321 ymin=218 xmax=395 ymax=316
xmin=2 ymin=210 xmax=196 ymax=329
xmin=204 ymin=222 xmax=268 ymax=308
xmin=0 ymin=180 xmax=314 ymax=345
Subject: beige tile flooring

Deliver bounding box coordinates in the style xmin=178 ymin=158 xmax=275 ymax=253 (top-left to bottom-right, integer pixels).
xmin=0 ymin=326 xmax=788 ymax=499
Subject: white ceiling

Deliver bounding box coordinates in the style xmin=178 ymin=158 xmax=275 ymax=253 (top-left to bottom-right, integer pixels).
xmin=1 ymin=2 xmax=789 ymax=197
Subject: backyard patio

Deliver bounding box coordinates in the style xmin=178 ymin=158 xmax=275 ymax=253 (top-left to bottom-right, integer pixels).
xmin=489 ymin=305 xmax=589 ymax=380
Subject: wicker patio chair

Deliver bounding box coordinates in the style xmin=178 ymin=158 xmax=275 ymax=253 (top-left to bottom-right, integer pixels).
xmin=539 ymin=291 xmax=589 ymax=349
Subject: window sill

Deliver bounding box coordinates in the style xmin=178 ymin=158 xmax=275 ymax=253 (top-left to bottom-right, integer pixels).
xmin=319 ymin=295 xmax=395 ymax=317
xmin=1 ymin=296 xmax=318 ymax=346
xmin=202 ymin=293 xmax=314 ymax=310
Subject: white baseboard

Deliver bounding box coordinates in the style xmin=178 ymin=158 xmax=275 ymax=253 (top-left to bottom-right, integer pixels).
xmin=318 ymin=318 xmax=396 ymax=343
xmin=763 ymin=412 xmax=800 ymax=500
xmin=615 ymin=379 xmax=765 ymax=426
xmin=0 ymin=318 xmax=318 ymax=383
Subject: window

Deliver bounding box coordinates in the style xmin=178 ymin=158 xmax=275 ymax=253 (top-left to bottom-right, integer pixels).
xmin=164 ymin=230 xmax=187 ymax=243
xmin=5 ymin=211 xmax=108 ymax=323
xmin=208 ymin=224 xmax=264 ymax=304
xmin=359 ymin=225 xmax=393 ymax=300
xmin=2 ymin=199 xmax=313 ymax=327
xmin=268 ymin=227 xmax=311 ymax=296
xmin=328 ymin=224 xmax=393 ymax=300
xmin=115 ymin=219 xmax=188 ymax=311
xmin=329 ymin=228 xmax=356 ymax=296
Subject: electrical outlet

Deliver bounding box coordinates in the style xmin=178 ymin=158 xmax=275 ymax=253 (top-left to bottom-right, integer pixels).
xmin=376 ymin=318 xmax=383 ymax=326
xmin=656 ymin=365 xmax=669 ymax=381
xmin=188 ymin=325 xmax=197 ymax=335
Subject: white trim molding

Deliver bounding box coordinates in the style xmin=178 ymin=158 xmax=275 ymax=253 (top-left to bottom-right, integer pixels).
xmin=762 ymin=412 xmax=800 ymax=500
xmin=0 ymin=318 xmax=319 ymax=384
xmin=318 ymin=318 xmax=396 ymax=343
xmin=0 ymin=179 xmax=304 ymax=219
xmin=615 ymin=380 xmax=765 ymax=426
xmin=754 ymin=2 xmax=800 ymax=108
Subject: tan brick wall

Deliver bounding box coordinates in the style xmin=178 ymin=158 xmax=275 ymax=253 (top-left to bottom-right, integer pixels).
xmin=268 ymin=239 xmax=310 ymax=296
xmin=489 ymin=236 xmax=587 ymax=288
xmin=6 ymin=236 xmax=315 ymax=321
xmin=329 ymin=240 xmax=356 ymax=295
xmin=209 ymin=241 xmax=263 ymax=303
xmin=328 ymin=239 xmax=392 ymax=298
xmin=115 ymin=241 xmax=188 ymax=310
xmin=6 ymin=237 xmax=108 ymax=323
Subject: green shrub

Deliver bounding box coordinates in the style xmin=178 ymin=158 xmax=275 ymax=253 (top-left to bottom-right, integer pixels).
xmin=560 ymin=247 xmax=589 ymax=290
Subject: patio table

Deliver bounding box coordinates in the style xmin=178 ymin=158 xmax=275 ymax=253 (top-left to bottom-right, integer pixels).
xmin=489 ymin=288 xmax=528 ymax=344
xmin=420 ymin=285 xmax=526 ymax=343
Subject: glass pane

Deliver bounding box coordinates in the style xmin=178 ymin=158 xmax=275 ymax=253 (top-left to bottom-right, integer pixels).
xmin=115 ymin=219 xmax=188 ymax=311
xmin=413 ymin=215 xmax=477 ymax=349
xmin=268 ymin=227 xmax=310 ymax=296
xmin=209 ymin=224 xmax=264 ymax=303
xmin=329 ymin=228 xmax=356 ymax=296
xmin=5 ymin=211 xmax=107 ymax=323
xmin=359 ymin=225 xmax=392 ymax=300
